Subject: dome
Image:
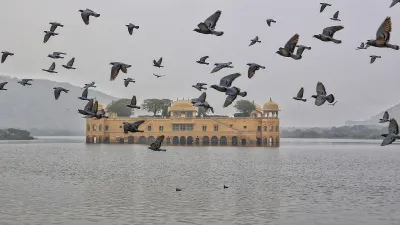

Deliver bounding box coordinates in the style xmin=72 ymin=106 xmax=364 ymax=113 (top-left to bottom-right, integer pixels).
xmin=263 ymin=98 xmax=279 ymax=111
xmin=168 ymin=99 xmax=197 ymax=112
xmin=254 ymin=104 xmax=263 ymax=112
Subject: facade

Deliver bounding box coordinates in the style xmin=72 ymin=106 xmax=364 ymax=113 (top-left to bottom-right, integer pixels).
xmin=86 ymin=99 xmax=280 ymax=147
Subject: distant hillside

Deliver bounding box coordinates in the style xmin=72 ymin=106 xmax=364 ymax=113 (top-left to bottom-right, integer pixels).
xmin=346 ymin=102 xmax=400 ymax=126
xmin=0 ymin=76 xmax=117 ymax=134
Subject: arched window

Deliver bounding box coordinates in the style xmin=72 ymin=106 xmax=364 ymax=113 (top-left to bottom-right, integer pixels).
xmin=269 ymin=125 xmax=273 ymax=131
xmin=99 ymin=125 xmax=103 ymax=131
xmin=105 ymin=125 xmax=109 ymax=131
xmin=275 ymin=125 xmax=279 ymax=132
xmin=92 ymin=124 xmax=97 ymax=131
xmin=87 ymin=124 xmax=90 ymax=131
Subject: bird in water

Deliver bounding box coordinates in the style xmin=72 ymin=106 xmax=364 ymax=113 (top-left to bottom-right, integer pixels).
xmin=211 ymin=73 xmax=247 ymax=107
xmin=123 ymin=121 xmax=145 ymax=133
xmin=192 ymin=83 xmax=207 ymax=91
xmin=381 ymin=119 xmax=400 ymax=146
xmin=78 ymin=99 xmax=94 ymax=116
xmin=379 ymin=111 xmax=390 ymax=123
xmin=330 ymin=11 xmax=341 ymax=21
xmin=48 ymin=52 xmax=66 ymax=59
xmin=78 ymin=88 xmax=91 ymax=101
xmin=293 ymin=87 xmax=307 ymax=102
xmin=249 ymin=36 xmax=261 ymax=46
xmin=390 ymin=0 xmax=400 ymax=8
xmin=110 ymin=62 xmax=131 ymax=81
xmin=153 ymin=57 xmax=163 ymax=68
xmin=356 ymin=42 xmax=368 ymax=50
xmin=328 ymin=101 xmax=338 ymax=106
xmin=312 ymin=82 xmax=335 ymax=106
xmin=62 ymin=57 xmax=76 ymax=69
xmin=266 ymin=19 xmax=276 ymax=27
xmin=124 ymin=78 xmax=135 ymax=87
xmin=83 ymin=82 xmax=96 ymax=89
xmin=126 ymin=23 xmax=139 ymax=35
xmin=42 ymin=62 xmax=57 ymax=73
xmin=247 ymin=63 xmax=265 ymax=79
xmin=1 ymin=51 xmax=14 ymax=63
xmin=49 ymin=22 xmax=64 ymax=32
xmin=148 ymin=135 xmax=166 ymax=151
xmin=313 ymin=26 xmax=344 ymax=44
xmin=196 ymin=56 xmax=210 ymax=65
xmin=320 ymin=3 xmax=332 ymax=12
xmin=79 ymin=9 xmax=100 ymax=25
xmin=194 ymin=10 xmax=224 ymax=36
xmin=211 ymin=62 xmax=233 ymax=73
xmin=43 ymin=31 xmax=58 ymax=43
xmin=0 ymin=82 xmax=8 ymax=91
xmin=366 ymin=17 xmax=399 ymax=50
xmin=126 ymin=95 xmax=141 ymax=109
xmin=18 ymin=79 xmax=33 ymax=86
xmin=53 ymin=87 xmax=69 ymax=100
xmin=191 ymin=92 xmax=214 ymax=113
xmin=370 ymin=55 xmax=381 ymax=64
xmin=153 ymin=73 xmax=165 ymax=78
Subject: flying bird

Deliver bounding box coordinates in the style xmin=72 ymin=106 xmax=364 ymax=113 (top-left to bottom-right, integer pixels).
xmin=192 ymin=83 xmax=207 ymax=91
xmin=370 ymin=55 xmax=381 ymax=64
xmin=148 ymin=135 xmax=166 ymax=151
xmin=43 ymin=31 xmax=58 ymax=43
xmin=78 ymin=88 xmax=91 ymax=101
xmin=110 ymin=62 xmax=131 ymax=81
xmin=53 ymin=87 xmax=69 ymax=100
xmin=277 ymin=34 xmax=299 ymax=58
xmin=124 ymin=78 xmax=135 ymax=87
xmin=94 ymin=109 xmax=108 ymax=119
xmin=249 ymin=36 xmax=261 ymax=46
xmin=247 ymin=63 xmax=265 ymax=79
xmin=194 ymin=10 xmax=224 ymax=36
xmin=311 ymin=82 xmax=335 ymax=106
xmin=18 ymin=79 xmax=33 ymax=86
xmin=366 ymin=17 xmax=399 ymax=50
xmin=210 ymin=62 xmax=233 ymax=73
xmin=293 ymin=87 xmax=307 ymax=102
xmin=0 ymin=82 xmax=8 ymax=91
xmin=123 ymin=121 xmax=145 ymax=133
xmin=153 ymin=57 xmax=163 ymax=68
xmin=266 ymin=19 xmax=276 ymax=27
xmin=49 ymin=22 xmax=64 ymax=32
xmin=62 ymin=57 xmax=76 ymax=69
xmin=381 ymin=119 xmax=399 ymax=146
xmin=313 ymin=26 xmax=344 ymax=44
xmin=48 ymin=52 xmax=66 ymax=59
xmin=191 ymin=92 xmax=214 ymax=113
xmin=1 ymin=51 xmax=14 ymax=63
xmin=380 ymin=111 xmax=390 ymax=123
xmin=356 ymin=42 xmax=368 ymax=50
xmin=196 ymin=56 xmax=209 ymax=65
xmin=210 ymin=73 xmax=247 ymax=107
xmin=78 ymin=99 xmax=95 ymax=116
xmin=390 ymin=0 xmax=400 ymax=8
xmin=42 ymin=62 xmax=57 ymax=73
xmin=126 ymin=95 xmax=140 ymax=109
xmin=79 ymin=9 xmax=100 ymax=25
xmin=292 ymin=45 xmax=312 ymax=60
xmin=126 ymin=23 xmax=139 ymax=35
xmin=330 ymin=11 xmax=341 ymax=21
xmin=320 ymin=3 xmax=332 ymax=12
xmin=83 ymin=81 xmax=96 ymax=89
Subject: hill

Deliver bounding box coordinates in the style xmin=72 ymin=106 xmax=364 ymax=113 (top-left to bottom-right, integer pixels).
xmin=346 ymin=102 xmax=400 ymax=126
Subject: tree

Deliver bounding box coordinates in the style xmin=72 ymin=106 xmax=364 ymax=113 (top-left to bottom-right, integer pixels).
xmin=234 ymin=100 xmax=256 ymax=117
xmin=141 ymin=99 xmax=172 ymax=116
xmin=106 ymin=99 xmax=133 ymax=117
xmin=160 ymin=99 xmax=173 ymax=117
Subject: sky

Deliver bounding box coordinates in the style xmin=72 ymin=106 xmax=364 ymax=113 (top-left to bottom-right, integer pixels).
xmin=0 ymin=0 xmax=399 ymax=127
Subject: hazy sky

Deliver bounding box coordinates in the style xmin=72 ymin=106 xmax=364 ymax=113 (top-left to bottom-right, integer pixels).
xmin=0 ymin=0 xmax=399 ymax=127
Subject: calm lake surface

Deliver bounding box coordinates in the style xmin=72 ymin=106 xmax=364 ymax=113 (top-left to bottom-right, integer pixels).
xmin=0 ymin=137 xmax=399 ymax=225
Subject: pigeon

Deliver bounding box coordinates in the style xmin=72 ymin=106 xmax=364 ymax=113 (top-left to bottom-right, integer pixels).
xmin=366 ymin=17 xmax=399 ymax=50
xmin=1 ymin=51 xmax=14 ymax=63
xmin=266 ymin=19 xmax=276 ymax=27
xmin=126 ymin=23 xmax=139 ymax=35
xmin=18 ymin=79 xmax=33 ymax=86
xmin=194 ymin=10 xmax=224 ymax=36
xmin=381 ymin=119 xmax=400 ymax=146
xmin=210 ymin=73 xmax=247 ymax=107
xmin=390 ymin=0 xmax=400 ymax=8
xmin=0 ymin=82 xmax=8 ymax=91
xmin=356 ymin=42 xmax=368 ymax=50
xmin=192 ymin=83 xmax=207 ymax=91
xmin=291 ymin=45 xmax=312 ymax=60
xmin=42 ymin=62 xmax=57 ymax=73
xmin=110 ymin=62 xmax=131 ymax=81
xmin=79 ymin=9 xmax=100 ymax=25
xmin=94 ymin=109 xmax=108 ymax=119
xmin=211 ymin=62 xmax=233 ymax=73
xmin=62 ymin=57 xmax=76 ymax=69
xmin=320 ymin=3 xmax=332 ymax=12
xmin=224 ymin=185 xmax=228 ymax=189
xmin=247 ymin=63 xmax=265 ymax=79
xmin=49 ymin=22 xmax=64 ymax=32
xmin=43 ymin=31 xmax=58 ymax=43
xmin=313 ymin=26 xmax=344 ymax=44
xmin=126 ymin=95 xmax=141 ymax=109
xmin=330 ymin=11 xmax=341 ymax=21
xmin=53 ymin=87 xmax=69 ymax=100
xmin=249 ymin=36 xmax=261 ymax=46
xmin=176 ymin=188 xmax=182 ymax=192
xmin=370 ymin=55 xmax=382 ymax=64
xmin=196 ymin=56 xmax=209 ymax=65
xmin=277 ymin=34 xmax=299 ymax=58
xmin=123 ymin=121 xmax=145 ymax=133
xmin=153 ymin=73 xmax=165 ymax=78
xmin=78 ymin=99 xmax=94 ymax=116
xmin=124 ymin=78 xmax=135 ymax=87
xmin=48 ymin=52 xmax=66 ymax=59
xmin=328 ymin=101 xmax=338 ymax=106
xmin=78 ymin=88 xmax=91 ymax=101
xmin=84 ymin=100 xmax=99 ymax=118
xmin=191 ymin=92 xmax=214 ymax=113
xmin=293 ymin=87 xmax=307 ymax=102
xmin=380 ymin=111 xmax=390 ymax=123
xmin=148 ymin=135 xmax=166 ymax=151
xmin=153 ymin=57 xmax=163 ymax=68
xmin=311 ymin=82 xmax=335 ymax=106
xmin=83 ymin=81 xmax=96 ymax=89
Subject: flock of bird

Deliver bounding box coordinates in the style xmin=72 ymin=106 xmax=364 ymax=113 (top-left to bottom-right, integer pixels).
xmin=0 ymin=2 xmax=399 ymax=148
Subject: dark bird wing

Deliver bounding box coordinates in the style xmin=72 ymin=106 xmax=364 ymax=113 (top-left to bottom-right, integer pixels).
xmin=381 ymin=135 xmax=396 ymax=146
xmin=123 ymin=123 xmax=130 ymax=133
xmin=220 ymin=73 xmax=241 ymax=87
xmin=67 ymin=57 xmax=75 ymax=66
xmin=200 ymin=56 xmax=209 ymax=62
xmin=82 ymin=88 xmax=88 ymax=98
xmin=124 ymin=79 xmax=129 ymax=87
xmin=50 ymin=24 xmax=57 ymax=32
xmin=157 ymin=57 xmax=163 ymax=65
xmin=322 ymin=26 xmax=344 ymax=37
xmin=297 ymin=87 xmax=304 ymax=98
xmin=132 ymin=120 xmax=145 ymax=129
xmin=316 ymin=82 xmax=327 ymax=95
xmin=81 ymin=12 xmax=90 ymax=25
xmin=284 ymin=34 xmax=299 ymax=53
xmin=315 ymin=95 xmax=326 ymax=106
xmin=1 ymin=53 xmax=7 ymax=63
xmin=390 ymin=0 xmax=399 ymax=7
xmin=49 ymin=62 xmax=56 ymax=71
xmin=333 ymin=11 xmax=339 ymax=19
xmin=198 ymin=92 xmax=206 ymax=103
xmin=84 ymin=99 xmax=94 ymax=112
xmin=197 ymin=83 xmax=207 ymax=86
xmin=370 ymin=57 xmax=376 ymax=64
xmin=131 ymin=95 xmax=137 ymax=105
xmin=211 ymin=64 xmax=223 ymax=73
xmin=204 ymin=10 xmax=221 ymax=29
xmin=320 ymin=4 xmax=328 ymax=12
xmin=54 ymin=88 xmax=61 ymax=100
xmin=389 ymin=119 xmax=399 ymax=135
xmin=155 ymin=135 xmax=164 ymax=148
xmin=248 ymin=65 xmax=257 ymax=79
xmin=0 ymin=82 xmax=7 ymax=89
xmin=92 ymin=100 xmax=98 ymax=115
xmin=376 ymin=17 xmax=392 ymax=44
xmin=128 ymin=26 xmax=133 ymax=35
xmin=110 ymin=64 xmax=121 ymax=81
xmin=43 ymin=33 xmax=51 ymax=43
xmin=223 ymin=95 xmax=237 ymax=107
xmin=383 ymin=111 xmax=389 ymax=120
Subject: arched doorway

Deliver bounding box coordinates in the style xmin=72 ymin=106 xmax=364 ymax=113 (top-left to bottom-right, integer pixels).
xmin=104 ymin=137 xmax=110 ymax=144
xmin=211 ymin=136 xmax=218 ymax=146
xmin=86 ymin=136 xmax=91 ymax=143
xmin=187 ymin=136 xmax=194 ymax=145
xmin=269 ymin=137 xmax=274 ymax=147
xmin=256 ymin=138 xmax=261 ymax=146
xmin=128 ymin=136 xmax=134 ymax=144
xmin=119 ymin=137 xmax=124 ymax=144
xmin=180 ymin=136 xmax=186 ymax=145
xmin=232 ymin=136 xmax=238 ymax=146
xmin=91 ymin=137 xmax=95 ymax=143
xmin=264 ymin=137 xmax=268 ymax=146
xmin=195 ymin=137 xmax=200 ymax=145
xmin=139 ymin=136 xmax=147 ymax=144
xmin=202 ymin=136 xmax=210 ymax=145
xmin=220 ymin=136 xmax=227 ymax=146
xmin=148 ymin=136 xmax=155 ymax=144
xmin=241 ymin=138 xmax=246 ymax=146
xmin=166 ymin=137 xmax=171 ymax=145
xmin=173 ymin=136 xmax=179 ymax=145
xmin=98 ymin=136 xmax=102 ymax=144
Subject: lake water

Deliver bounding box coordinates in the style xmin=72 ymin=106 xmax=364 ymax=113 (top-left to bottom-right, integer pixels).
xmin=0 ymin=137 xmax=399 ymax=225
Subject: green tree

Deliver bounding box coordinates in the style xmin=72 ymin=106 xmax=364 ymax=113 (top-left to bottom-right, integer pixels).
xmin=160 ymin=99 xmax=173 ymax=117
xmin=141 ymin=99 xmax=172 ymax=116
xmin=233 ymin=100 xmax=256 ymax=117
xmin=106 ymin=99 xmax=133 ymax=117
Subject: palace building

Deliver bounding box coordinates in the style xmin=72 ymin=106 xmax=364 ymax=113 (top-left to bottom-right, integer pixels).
xmin=85 ymin=98 xmax=280 ymax=147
